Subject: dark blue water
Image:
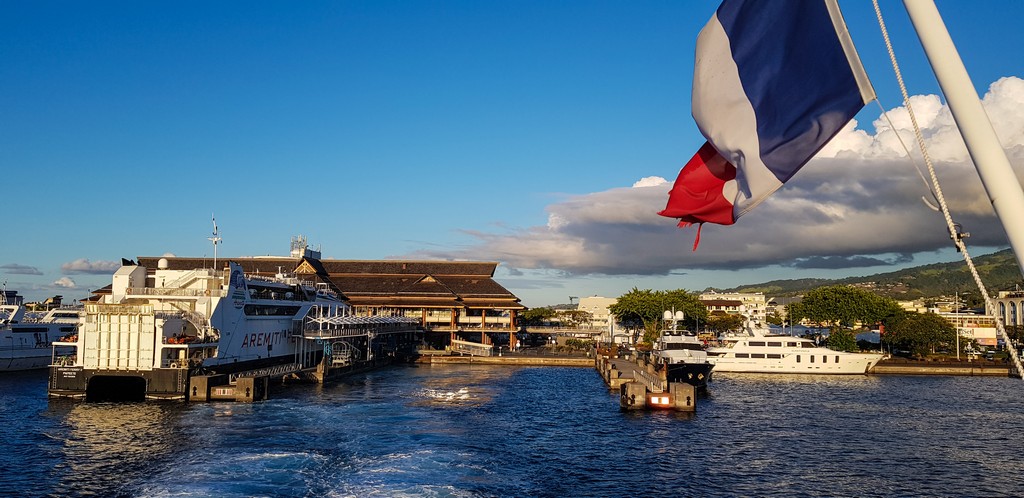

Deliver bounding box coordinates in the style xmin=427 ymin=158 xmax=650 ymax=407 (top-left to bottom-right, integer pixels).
xmin=3 ymin=366 xmax=1023 ymax=497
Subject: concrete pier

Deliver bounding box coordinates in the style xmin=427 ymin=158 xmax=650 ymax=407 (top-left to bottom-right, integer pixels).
xmin=596 ymin=348 xmax=696 ymax=412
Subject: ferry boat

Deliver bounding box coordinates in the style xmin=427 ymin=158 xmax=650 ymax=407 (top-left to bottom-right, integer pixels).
xmin=48 ymin=238 xmax=420 ymax=401
xmin=652 ymin=315 xmax=713 ymax=390
xmin=1 ymin=291 xmax=82 ymax=371
xmin=706 ymin=320 xmax=883 ymax=374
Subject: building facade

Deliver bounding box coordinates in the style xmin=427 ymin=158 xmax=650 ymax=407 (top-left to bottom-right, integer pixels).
xmin=699 ymin=291 xmax=767 ymax=322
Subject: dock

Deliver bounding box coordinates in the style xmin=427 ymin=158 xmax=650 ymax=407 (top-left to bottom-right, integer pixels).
xmin=594 ymin=347 xmax=696 ymax=412
xmin=870 ymin=358 xmax=1012 ymax=377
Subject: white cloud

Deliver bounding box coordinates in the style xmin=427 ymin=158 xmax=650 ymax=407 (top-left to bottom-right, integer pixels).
xmin=0 ymin=264 xmax=43 ymax=275
xmin=61 ymin=258 xmax=120 ymax=275
xmin=53 ymin=277 xmax=77 ymax=288
xmin=409 ymin=77 xmax=1024 ymax=276
xmin=632 ymin=176 xmax=668 ymax=188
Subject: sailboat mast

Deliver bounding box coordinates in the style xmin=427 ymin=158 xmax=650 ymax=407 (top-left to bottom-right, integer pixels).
xmin=903 ymin=0 xmax=1024 ymax=278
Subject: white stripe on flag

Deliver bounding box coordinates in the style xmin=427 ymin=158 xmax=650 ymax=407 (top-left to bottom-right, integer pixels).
xmin=691 ymin=11 xmax=783 ymax=218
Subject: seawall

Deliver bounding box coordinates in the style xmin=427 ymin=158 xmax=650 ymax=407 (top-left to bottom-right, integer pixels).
xmin=415 ymin=355 xmax=592 ymax=367
xmin=871 ymin=359 xmax=1010 ymax=377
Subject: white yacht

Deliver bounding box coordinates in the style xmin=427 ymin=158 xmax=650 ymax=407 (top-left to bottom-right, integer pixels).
xmin=706 ymin=320 xmax=883 ymax=374
xmin=0 ymin=291 xmax=82 ymax=371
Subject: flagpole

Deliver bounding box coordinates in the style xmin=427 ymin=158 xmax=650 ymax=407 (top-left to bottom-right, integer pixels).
xmin=902 ymin=0 xmax=1024 ymax=278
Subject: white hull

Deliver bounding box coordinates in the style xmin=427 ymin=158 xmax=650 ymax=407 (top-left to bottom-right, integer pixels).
xmin=0 ymin=350 xmax=56 ymax=371
xmin=707 ymin=321 xmax=883 ymax=375
xmin=1 ymin=304 xmax=81 ymax=371
xmin=708 ymin=349 xmax=882 ymax=374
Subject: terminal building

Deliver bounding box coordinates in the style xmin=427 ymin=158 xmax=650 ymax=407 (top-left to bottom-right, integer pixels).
xmin=129 ymin=238 xmax=525 ymax=350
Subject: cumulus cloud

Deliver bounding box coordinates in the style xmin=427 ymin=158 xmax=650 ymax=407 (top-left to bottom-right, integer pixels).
xmin=53 ymin=277 xmax=77 ymax=288
xmin=61 ymin=258 xmax=120 ymax=275
xmin=0 ymin=264 xmax=43 ymax=275
xmin=409 ymin=77 xmax=1024 ymax=276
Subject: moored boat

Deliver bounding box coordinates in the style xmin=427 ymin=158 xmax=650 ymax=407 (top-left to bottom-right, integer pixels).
xmin=653 ymin=329 xmax=714 ymax=390
xmin=652 ymin=310 xmax=714 ymax=390
xmin=1 ymin=291 xmax=82 ymax=371
xmin=48 ymin=238 xmax=421 ymax=401
xmin=706 ymin=320 xmax=883 ymax=374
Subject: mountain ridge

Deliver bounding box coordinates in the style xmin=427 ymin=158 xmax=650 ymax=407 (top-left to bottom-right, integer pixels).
xmin=718 ymin=248 xmax=1024 ymax=300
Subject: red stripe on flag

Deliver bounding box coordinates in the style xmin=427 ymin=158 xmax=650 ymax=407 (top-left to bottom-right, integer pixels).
xmin=658 ymin=141 xmax=737 ymax=226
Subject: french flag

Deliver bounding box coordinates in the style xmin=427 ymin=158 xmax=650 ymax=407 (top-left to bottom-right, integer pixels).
xmin=659 ymin=0 xmax=875 ymax=233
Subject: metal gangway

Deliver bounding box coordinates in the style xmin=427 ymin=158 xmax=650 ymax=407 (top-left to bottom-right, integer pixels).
xmin=450 ymin=339 xmax=493 ymax=357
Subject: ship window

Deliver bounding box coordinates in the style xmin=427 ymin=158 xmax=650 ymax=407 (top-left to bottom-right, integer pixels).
xmin=810 ymin=355 xmax=815 ymax=363
xmin=823 ymin=356 xmax=827 ymax=363
xmin=243 ymin=305 xmax=301 ymax=316
xmin=735 ymin=353 xmax=749 ymax=358
xmin=767 ymin=354 xmax=782 ymax=359
xmin=787 ymin=342 xmax=798 ymax=347
xmin=749 ymin=341 xmax=765 ymax=347
xmin=768 ymin=342 xmax=781 ymax=347
xmin=750 ymin=353 xmax=765 ymax=359
xmin=835 ymin=356 xmax=840 ymax=363
xmin=796 ymin=355 xmax=801 ymax=363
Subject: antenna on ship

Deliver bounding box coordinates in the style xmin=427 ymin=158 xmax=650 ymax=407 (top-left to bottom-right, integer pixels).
xmin=208 ymin=215 xmax=222 ymax=270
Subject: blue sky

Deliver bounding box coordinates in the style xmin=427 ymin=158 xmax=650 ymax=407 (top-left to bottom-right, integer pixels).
xmin=2 ymin=0 xmax=1023 ymax=307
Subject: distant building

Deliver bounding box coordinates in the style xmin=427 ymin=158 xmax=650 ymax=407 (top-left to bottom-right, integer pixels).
xmin=699 ymin=291 xmax=767 ymax=322
xmin=936 ymin=311 xmax=999 ymax=347
xmin=700 ymin=298 xmax=743 ymax=316
xmin=993 ymin=290 xmax=1024 ymax=328
xmin=897 ymin=299 xmax=929 ymax=314
xmin=577 ymin=296 xmax=618 ymax=339
xmin=136 ymin=243 xmax=524 ymax=348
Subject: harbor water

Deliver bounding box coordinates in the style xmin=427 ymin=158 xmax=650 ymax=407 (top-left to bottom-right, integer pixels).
xmin=3 ymin=365 xmax=1024 ymax=497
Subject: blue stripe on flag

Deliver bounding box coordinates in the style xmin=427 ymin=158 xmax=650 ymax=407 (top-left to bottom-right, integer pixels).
xmin=716 ymin=0 xmax=865 ymax=184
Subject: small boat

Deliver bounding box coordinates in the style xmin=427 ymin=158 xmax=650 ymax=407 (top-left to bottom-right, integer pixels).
xmin=706 ymin=319 xmax=883 ymax=374
xmin=652 ymin=311 xmax=714 ymax=390
xmin=1 ymin=291 xmax=82 ymax=371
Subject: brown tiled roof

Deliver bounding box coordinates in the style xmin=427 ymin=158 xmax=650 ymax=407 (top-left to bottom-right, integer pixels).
xmin=319 ymin=260 xmax=497 ymax=277
xmin=346 ymin=296 xmax=463 ymax=308
xmin=133 ymin=255 xmax=521 ymax=311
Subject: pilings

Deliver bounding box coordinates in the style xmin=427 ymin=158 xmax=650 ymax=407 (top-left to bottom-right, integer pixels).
xmin=189 ymin=374 xmax=269 ymax=402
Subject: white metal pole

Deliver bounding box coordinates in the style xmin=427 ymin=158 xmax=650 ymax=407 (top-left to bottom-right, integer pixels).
xmin=903 ymin=0 xmax=1024 ymax=277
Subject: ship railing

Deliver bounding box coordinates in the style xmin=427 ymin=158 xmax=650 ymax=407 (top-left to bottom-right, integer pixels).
xmin=156 ymin=269 xmax=202 ymax=293
xmin=227 ymin=363 xmax=303 ymax=383
xmin=167 ymin=302 xmax=209 ymax=328
xmin=86 ymin=303 xmax=155 ymax=315
xmin=300 ymin=328 xmax=374 ymax=340
xmin=633 ymin=368 xmax=665 ymax=393
xmin=127 ymin=287 xmax=227 ymax=298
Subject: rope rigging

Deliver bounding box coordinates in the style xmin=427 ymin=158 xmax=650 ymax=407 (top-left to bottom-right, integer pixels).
xmin=871 ymin=0 xmax=1023 ymax=378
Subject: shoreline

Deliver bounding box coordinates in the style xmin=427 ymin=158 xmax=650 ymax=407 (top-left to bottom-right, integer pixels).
xmin=414 ymin=354 xmax=593 ymax=367
xmin=414 ymin=354 xmax=1015 ymax=377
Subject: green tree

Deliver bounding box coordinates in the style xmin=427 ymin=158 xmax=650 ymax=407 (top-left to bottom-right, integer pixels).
xmin=790 ymin=285 xmax=902 ymax=331
xmin=705 ymin=312 xmax=744 ymax=334
xmin=520 ymin=307 xmax=556 ymax=326
xmin=559 ymin=310 xmax=593 ymax=328
xmin=766 ymin=311 xmax=783 ymax=326
xmin=826 ymin=329 xmax=857 ymax=352
xmin=883 ymin=311 xmax=956 ymax=357
xmin=608 ymin=288 xmax=707 ymax=345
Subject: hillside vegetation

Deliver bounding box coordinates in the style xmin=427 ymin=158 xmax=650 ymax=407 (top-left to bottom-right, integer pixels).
xmin=720 ymin=248 xmax=1024 ymax=300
